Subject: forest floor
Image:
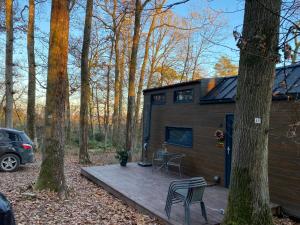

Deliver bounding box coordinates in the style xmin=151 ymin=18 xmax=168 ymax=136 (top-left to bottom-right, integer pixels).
xmin=0 ymin=148 xmax=299 ymax=225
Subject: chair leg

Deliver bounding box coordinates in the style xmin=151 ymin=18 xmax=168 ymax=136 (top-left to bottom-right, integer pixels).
xmin=184 ymin=203 xmax=191 ymax=225
xmin=200 ymin=201 xmax=208 ymax=222
xmin=179 ymin=165 xmax=181 ymax=177
xmin=165 ymin=201 xmax=172 ymax=219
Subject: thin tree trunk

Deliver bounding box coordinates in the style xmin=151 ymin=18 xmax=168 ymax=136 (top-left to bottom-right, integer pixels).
xmin=126 ymin=0 xmax=144 ymax=156
xmin=95 ymin=86 xmax=101 ymax=133
xmin=112 ymin=0 xmax=121 ymax=145
xmin=104 ymin=40 xmax=114 ymax=147
xmin=65 ymin=74 xmax=71 ymax=144
xmin=223 ymin=1 xmax=281 ymax=224
xmin=5 ymin=0 xmax=13 ymax=128
xmin=89 ymin=84 xmax=94 ymax=139
xmin=117 ymin=40 xmax=126 ymax=132
xmin=181 ymin=37 xmax=190 ymax=82
xmin=79 ymin=0 xmax=93 ymax=164
xmin=134 ymin=13 xmax=157 ymax=130
xmin=147 ymin=31 xmax=164 ymax=89
xmin=36 ymin=0 xmax=70 ymax=197
xmin=292 ymin=32 xmax=300 ymax=64
xmin=27 ymin=0 xmax=37 ymax=146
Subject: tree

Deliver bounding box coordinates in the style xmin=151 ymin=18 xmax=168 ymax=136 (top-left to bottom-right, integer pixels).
xmin=135 ymin=2 xmax=161 ymax=133
xmin=36 ymin=0 xmax=70 ymax=197
xmin=125 ymin=0 xmax=150 ymax=156
xmin=223 ymin=0 xmax=281 ymax=225
xmin=79 ymin=0 xmax=93 ymax=164
xmin=27 ymin=0 xmax=37 ymax=146
xmin=214 ymin=56 xmax=238 ymax=77
xmin=5 ymin=0 xmax=13 ymax=128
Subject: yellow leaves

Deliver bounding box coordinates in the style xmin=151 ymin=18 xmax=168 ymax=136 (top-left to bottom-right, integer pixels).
xmin=214 ymin=56 xmax=239 ymax=77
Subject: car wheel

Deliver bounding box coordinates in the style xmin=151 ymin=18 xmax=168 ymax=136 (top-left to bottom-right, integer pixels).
xmin=0 ymin=154 xmax=20 ymax=172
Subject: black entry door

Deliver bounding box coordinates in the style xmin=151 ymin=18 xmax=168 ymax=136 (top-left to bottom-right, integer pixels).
xmin=225 ymin=114 xmax=234 ymax=188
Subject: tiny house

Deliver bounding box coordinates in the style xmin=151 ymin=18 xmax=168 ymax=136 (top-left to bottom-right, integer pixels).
xmin=142 ymin=64 xmax=300 ymax=217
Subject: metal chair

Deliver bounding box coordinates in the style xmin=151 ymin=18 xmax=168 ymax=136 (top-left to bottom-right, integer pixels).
xmin=165 ymin=177 xmax=208 ymax=225
xmin=166 ymin=153 xmax=185 ymax=177
xmin=152 ymin=149 xmax=165 ymax=172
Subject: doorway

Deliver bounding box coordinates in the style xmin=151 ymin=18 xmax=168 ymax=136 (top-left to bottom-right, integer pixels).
xmin=225 ymin=114 xmax=234 ymax=188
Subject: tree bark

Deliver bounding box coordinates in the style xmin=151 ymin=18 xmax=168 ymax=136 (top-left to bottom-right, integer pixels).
xmin=112 ymin=0 xmax=121 ymax=145
xmin=126 ymin=0 xmax=150 ymax=155
xmin=134 ymin=12 xmax=157 ymax=130
xmin=5 ymin=0 xmax=13 ymax=128
xmin=117 ymin=40 xmax=126 ymax=131
xmin=89 ymin=84 xmax=94 ymax=139
xmin=223 ymin=1 xmax=281 ymax=225
xmin=79 ymin=0 xmax=93 ymax=164
xmin=27 ymin=0 xmax=37 ymax=146
xmin=65 ymin=74 xmax=71 ymax=144
xmin=104 ymin=39 xmax=114 ymax=147
xmin=36 ymin=0 xmax=70 ymax=197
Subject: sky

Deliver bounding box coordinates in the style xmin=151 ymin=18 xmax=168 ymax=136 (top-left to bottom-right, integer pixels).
xmin=172 ymin=0 xmax=245 ymax=64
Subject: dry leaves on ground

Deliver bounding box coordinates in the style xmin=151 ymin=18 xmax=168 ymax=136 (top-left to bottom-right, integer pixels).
xmin=0 ymin=152 xmax=299 ymax=225
xmin=1 ymin=153 xmax=160 ymax=225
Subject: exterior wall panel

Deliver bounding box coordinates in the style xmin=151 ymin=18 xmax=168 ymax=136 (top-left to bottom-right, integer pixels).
xmin=143 ymin=83 xmax=300 ymax=217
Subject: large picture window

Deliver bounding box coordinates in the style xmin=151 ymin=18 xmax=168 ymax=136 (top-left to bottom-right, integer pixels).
xmin=165 ymin=127 xmax=193 ymax=147
xmin=174 ymin=89 xmax=193 ymax=103
xmin=151 ymin=93 xmax=166 ymax=105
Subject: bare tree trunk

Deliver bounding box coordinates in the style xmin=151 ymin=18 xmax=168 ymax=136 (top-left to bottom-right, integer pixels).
xmin=79 ymin=0 xmax=93 ymax=164
xmin=181 ymin=37 xmax=190 ymax=82
xmin=112 ymin=0 xmax=121 ymax=145
xmin=95 ymin=85 xmax=101 ymax=133
xmin=126 ymin=0 xmax=145 ymax=156
xmin=117 ymin=40 xmax=126 ymax=132
xmin=65 ymin=74 xmax=71 ymax=144
xmin=147 ymin=31 xmax=164 ymax=89
xmin=223 ymin=1 xmax=281 ymax=224
xmin=36 ymin=0 xmax=70 ymax=197
xmin=5 ymin=0 xmax=13 ymax=128
xmin=104 ymin=40 xmax=114 ymax=148
xmin=27 ymin=0 xmax=37 ymax=146
xmin=134 ymin=13 xmax=157 ymax=130
xmin=89 ymin=84 xmax=94 ymax=139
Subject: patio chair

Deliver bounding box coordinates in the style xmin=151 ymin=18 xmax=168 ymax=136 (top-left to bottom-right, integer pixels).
xmin=166 ymin=153 xmax=185 ymax=177
xmin=152 ymin=149 xmax=165 ymax=172
xmin=165 ymin=177 xmax=208 ymax=225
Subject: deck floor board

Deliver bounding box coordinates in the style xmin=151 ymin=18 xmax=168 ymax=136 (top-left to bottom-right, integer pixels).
xmin=81 ymin=163 xmax=227 ymax=225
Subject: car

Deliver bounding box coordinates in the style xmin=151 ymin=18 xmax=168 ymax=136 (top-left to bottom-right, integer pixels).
xmin=0 ymin=192 xmax=16 ymax=225
xmin=0 ymin=128 xmax=34 ymax=172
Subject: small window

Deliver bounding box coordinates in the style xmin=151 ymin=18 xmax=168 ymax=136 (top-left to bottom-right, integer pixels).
xmin=165 ymin=127 xmax=193 ymax=147
xmin=7 ymin=132 xmax=20 ymax=142
xmin=151 ymin=93 xmax=166 ymax=105
xmin=174 ymin=89 xmax=193 ymax=103
xmin=0 ymin=131 xmax=19 ymax=142
xmin=0 ymin=131 xmax=9 ymax=142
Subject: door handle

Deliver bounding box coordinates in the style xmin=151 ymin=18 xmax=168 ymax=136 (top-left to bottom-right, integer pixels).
xmin=227 ymin=147 xmax=230 ymax=155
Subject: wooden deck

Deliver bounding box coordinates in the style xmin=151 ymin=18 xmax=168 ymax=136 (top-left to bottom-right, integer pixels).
xmin=81 ymin=163 xmax=227 ymax=225
xmin=81 ymin=163 xmax=280 ymax=225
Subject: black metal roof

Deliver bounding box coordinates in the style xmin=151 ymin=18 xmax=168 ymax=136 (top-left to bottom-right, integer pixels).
xmin=200 ymin=63 xmax=300 ymax=104
xmin=143 ymin=79 xmax=201 ymax=93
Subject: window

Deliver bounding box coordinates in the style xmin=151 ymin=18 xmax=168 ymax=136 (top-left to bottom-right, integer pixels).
xmin=174 ymin=89 xmax=193 ymax=103
xmin=0 ymin=131 xmax=19 ymax=142
xmin=151 ymin=93 xmax=166 ymax=105
xmin=0 ymin=131 xmax=9 ymax=142
xmin=165 ymin=127 xmax=193 ymax=147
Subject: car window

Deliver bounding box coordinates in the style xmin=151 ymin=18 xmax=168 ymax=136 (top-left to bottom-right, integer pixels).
xmin=20 ymin=132 xmax=32 ymax=143
xmin=0 ymin=131 xmax=10 ymax=142
xmin=7 ymin=132 xmax=20 ymax=142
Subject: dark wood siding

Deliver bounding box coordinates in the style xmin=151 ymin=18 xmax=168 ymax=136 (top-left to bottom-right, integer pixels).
xmin=144 ymin=83 xmax=300 ymax=217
